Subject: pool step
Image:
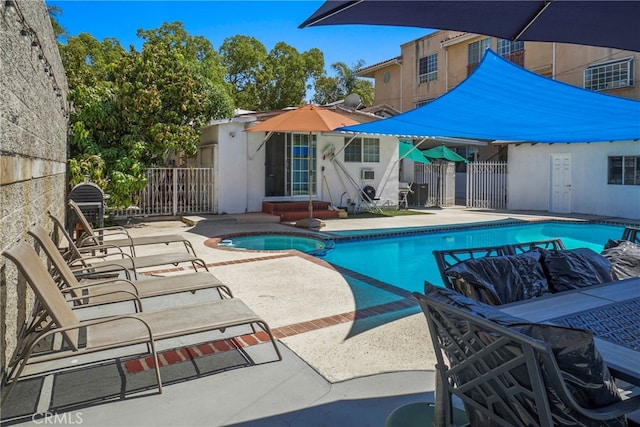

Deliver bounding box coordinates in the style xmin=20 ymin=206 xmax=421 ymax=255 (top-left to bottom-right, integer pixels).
xmin=262 ymin=201 xmax=340 ymax=222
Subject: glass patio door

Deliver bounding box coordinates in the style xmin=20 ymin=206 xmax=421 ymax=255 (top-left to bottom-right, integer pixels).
xmin=286 ymin=133 xmax=316 ymax=196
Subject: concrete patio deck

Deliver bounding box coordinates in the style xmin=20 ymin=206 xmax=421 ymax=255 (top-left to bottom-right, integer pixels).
xmin=2 ymin=207 xmax=635 ymax=426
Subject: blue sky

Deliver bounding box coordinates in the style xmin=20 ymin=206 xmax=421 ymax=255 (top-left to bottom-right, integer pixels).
xmin=49 ymin=1 xmax=431 ymax=75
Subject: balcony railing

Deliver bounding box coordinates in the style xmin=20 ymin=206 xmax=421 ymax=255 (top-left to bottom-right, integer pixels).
xmin=502 ymin=50 xmax=525 ymax=67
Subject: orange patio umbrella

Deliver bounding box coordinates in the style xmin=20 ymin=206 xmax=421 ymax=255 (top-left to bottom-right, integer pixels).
xmin=246 ymin=104 xmax=359 ymax=133
xmin=246 ymin=104 xmax=359 ymax=228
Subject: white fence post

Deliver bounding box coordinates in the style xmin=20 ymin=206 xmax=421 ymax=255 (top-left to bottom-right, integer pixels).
xmin=466 ymin=161 xmax=508 ymax=209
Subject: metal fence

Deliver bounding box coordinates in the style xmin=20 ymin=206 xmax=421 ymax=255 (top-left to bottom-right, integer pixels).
xmin=414 ymin=162 xmax=456 ymax=207
xmin=112 ymin=168 xmax=215 ymax=218
xmin=466 ymin=161 xmax=508 ymax=209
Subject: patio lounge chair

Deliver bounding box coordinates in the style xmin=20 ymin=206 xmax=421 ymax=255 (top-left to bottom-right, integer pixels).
xmin=1 ymin=240 xmax=282 ymax=406
xmin=413 ymin=285 xmax=640 ymax=427
xmin=68 ymin=200 xmax=196 ymax=256
xmin=28 ymin=224 xmax=232 ymax=308
xmin=48 ymin=212 xmax=209 ymax=280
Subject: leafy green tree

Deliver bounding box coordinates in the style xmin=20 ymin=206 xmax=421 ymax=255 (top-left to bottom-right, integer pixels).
xmin=60 ymin=34 xmax=125 ymax=89
xmin=219 ymin=35 xmax=268 ymax=110
xmin=311 ymin=76 xmax=342 ymax=106
xmin=311 ymin=60 xmax=374 ymax=107
xmin=257 ymin=43 xmax=324 ymax=110
xmin=220 ymin=38 xmax=323 ymax=110
xmin=47 ymin=5 xmax=68 ymax=41
xmin=61 ymin=22 xmax=234 ymax=208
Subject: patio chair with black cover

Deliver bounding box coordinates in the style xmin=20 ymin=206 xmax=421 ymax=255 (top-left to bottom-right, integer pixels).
xmin=68 ymin=200 xmax=196 ymax=256
xmin=1 ymin=240 xmax=282 ymax=406
xmin=28 ymin=224 xmax=232 ymax=309
xmin=433 ymin=243 xmax=512 ymax=297
xmin=432 ymin=238 xmax=565 ymax=305
xmin=48 ymin=212 xmax=208 ymax=280
xmin=413 ymin=284 xmax=640 ymax=427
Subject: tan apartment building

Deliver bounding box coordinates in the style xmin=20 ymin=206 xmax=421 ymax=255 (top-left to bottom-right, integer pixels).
xmin=358 ymin=30 xmax=639 ymax=165
xmin=359 ymin=30 xmax=639 ymax=112
xmin=356 ymin=31 xmax=639 ymax=204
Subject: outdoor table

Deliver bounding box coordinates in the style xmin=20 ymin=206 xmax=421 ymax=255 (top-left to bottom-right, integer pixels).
xmin=432 ymin=277 xmax=640 ymax=427
xmin=499 ymin=277 xmax=640 ymax=387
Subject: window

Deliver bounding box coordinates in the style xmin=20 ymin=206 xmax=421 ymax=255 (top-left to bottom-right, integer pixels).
xmin=418 ymin=53 xmax=438 ymax=84
xmin=344 ymin=137 xmax=380 ymax=163
xmin=415 ymin=98 xmax=434 ymax=108
xmin=497 ymin=39 xmax=524 ymax=66
xmin=585 ymin=58 xmax=634 ymax=91
xmin=497 ymin=39 xmax=524 ymax=56
xmin=454 ymin=146 xmax=478 ymax=173
xmin=608 ymin=156 xmax=640 ymax=185
xmin=468 ymin=38 xmax=491 ymax=68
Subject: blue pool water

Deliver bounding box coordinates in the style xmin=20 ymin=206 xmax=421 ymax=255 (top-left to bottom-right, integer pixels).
xmin=219 ymin=234 xmax=330 ymax=255
xmin=321 ymin=221 xmax=625 ymax=293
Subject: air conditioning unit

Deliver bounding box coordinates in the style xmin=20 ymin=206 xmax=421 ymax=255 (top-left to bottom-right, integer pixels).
xmin=361 ymin=169 xmax=375 ymax=181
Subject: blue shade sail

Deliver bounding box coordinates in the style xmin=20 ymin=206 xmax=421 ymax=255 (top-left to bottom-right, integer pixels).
xmin=336 ymin=50 xmax=640 ymax=144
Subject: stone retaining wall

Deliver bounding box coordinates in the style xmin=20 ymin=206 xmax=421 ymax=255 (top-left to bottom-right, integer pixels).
xmin=0 ymin=0 xmax=68 ymax=370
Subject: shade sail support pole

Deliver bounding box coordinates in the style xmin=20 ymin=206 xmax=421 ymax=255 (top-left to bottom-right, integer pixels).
xmin=331 ymin=134 xmax=358 ymax=159
xmin=397 ymin=137 xmax=430 ymax=163
xmin=376 ymin=137 xmax=431 ymax=205
xmin=255 ymin=131 xmax=274 ymax=153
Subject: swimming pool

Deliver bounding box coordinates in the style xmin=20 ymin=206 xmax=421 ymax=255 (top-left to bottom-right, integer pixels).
xmin=321 ymin=221 xmax=625 ymax=293
xmin=218 ymin=234 xmax=333 ymax=255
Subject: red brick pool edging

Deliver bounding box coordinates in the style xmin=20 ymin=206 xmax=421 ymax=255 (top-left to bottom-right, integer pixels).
xmin=129 ymin=246 xmax=418 ymax=374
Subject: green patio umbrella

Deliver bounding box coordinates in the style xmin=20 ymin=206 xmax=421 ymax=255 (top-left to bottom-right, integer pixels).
xmin=422 ymin=145 xmax=468 ymax=163
xmin=399 ymin=141 xmax=431 ymax=164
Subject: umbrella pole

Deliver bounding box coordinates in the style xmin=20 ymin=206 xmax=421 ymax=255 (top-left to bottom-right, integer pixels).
xmin=295 ymin=130 xmax=324 ymax=230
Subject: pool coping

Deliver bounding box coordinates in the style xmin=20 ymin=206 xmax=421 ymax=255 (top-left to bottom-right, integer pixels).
xmin=207 ymin=218 xmax=636 ymax=250
xmin=205 ymin=230 xmax=336 ymax=255
xmin=321 ymin=217 xmax=637 ymax=242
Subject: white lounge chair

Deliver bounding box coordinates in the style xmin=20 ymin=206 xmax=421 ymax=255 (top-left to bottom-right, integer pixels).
xmin=28 ymin=224 xmax=233 ymax=308
xmin=1 ymin=240 xmax=281 ymax=406
xmin=68 ymin=199 xmax=196 ymax=256
xmin=49 ymin=212 xmax=208 ymax=280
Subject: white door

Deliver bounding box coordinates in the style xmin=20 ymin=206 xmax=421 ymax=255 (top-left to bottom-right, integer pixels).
xmin=550 ymin=154 xmax=571 ymax=213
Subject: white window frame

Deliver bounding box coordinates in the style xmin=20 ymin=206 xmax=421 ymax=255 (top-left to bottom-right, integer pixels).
xmin=585 ymin=57 xmax=634 ymax=91
xmin=468 ymin=38 xmax=492 ymax=65
xmin=344 ymin=137 xmax=380 ymax=163
xmin=418 ymin=53 xmax=438 ymax=84
xmin=497 ymin=39 xmax=524 ymax=57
